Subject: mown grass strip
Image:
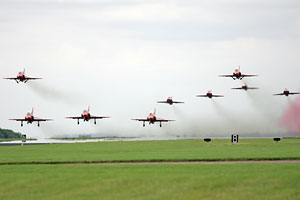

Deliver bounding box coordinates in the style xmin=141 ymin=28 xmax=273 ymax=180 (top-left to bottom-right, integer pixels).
xmin=0 ymin=138 xmax=300 ymax=164
xmin=0 ymin=163 xmax=300 ymax=200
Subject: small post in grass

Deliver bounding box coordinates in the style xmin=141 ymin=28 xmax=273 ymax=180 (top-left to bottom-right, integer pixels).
xmin=231 ymin=134 xmax=239 ymax=143
xmin=21 ymin=134 xmax=26 ymax=143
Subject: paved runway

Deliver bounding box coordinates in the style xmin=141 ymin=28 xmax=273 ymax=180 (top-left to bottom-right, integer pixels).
xmin=0 ymin=142 xmax=60 ymax=146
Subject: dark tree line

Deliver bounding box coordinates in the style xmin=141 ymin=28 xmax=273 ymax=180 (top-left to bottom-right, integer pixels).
xmin=0 ymin=128 xmax=22 ymax=138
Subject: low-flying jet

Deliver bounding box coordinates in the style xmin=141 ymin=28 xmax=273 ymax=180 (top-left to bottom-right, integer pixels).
xmin=9 ymin=108 xmax=52 ymax=127
xmin=157 ymin=97 xmax=184 ymax=105
xmin=132 ymin=109 xmax=174 ymax=127
xmin=231 ymin=83 xmax=259 ymax=91
xmin=196 ymin=90 xmax=224 ymax=99
xmin=66 ymin=106 xmax=110 ymax=124
xmin=273 ymin=89 xmax=300 ymax=97
xmin=3 ymin=69 xmax=42 ymax=83
xmin=219 ymin=66 xmax=258 ymax=80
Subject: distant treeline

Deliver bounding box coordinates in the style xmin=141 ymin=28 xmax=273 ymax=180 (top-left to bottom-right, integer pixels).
xmin=0 ymin=128 xmax=22 ymax=138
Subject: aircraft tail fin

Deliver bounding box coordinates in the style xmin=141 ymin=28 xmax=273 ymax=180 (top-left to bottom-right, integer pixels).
xmin=88 ymin=106 xmax=90 ymax=113
xmin=31 ymin=107 xmax=34 ymax=115
xmin=154 ymin=108 xmax=156 ymax=116
xmin=23 ymin=68 xmax=25 ymax=74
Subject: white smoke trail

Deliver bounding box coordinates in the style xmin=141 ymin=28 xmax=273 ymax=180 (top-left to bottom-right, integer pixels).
xmin=27 ymin=82 xmax=82 ymax=105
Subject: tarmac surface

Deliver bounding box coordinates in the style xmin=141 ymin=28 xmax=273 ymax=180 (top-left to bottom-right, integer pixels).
xmin=0 ymin=143 xmax=57 ymax=146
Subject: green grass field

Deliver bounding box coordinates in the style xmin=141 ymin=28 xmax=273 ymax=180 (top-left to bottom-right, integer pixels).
xmin=0 ymin=138 xmax=299 ymax=164
xmin=0 ymin=138 xmax=299 ymax=199
xmin=0 ymin=163 xmax=299 ymax=200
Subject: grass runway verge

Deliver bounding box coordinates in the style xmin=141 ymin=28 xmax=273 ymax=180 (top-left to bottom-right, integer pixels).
xmin=0 ymin=163 xmax=299 ymax=200
xmin=0 ymin=138 xmax=299 ymax=199
xmin=0 ymin=138 xmax=300 ymax=164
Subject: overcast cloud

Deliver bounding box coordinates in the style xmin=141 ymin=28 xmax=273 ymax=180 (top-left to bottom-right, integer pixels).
xmin=0 ymin=0 xmax=300 ymax=138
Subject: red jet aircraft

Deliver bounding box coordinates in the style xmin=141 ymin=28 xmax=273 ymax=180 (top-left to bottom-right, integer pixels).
xmin=66 ymin=106 xmax=110 ymax=124
xmin=4 ymin=69 xmax=42 ymax=83
xmin=219 ymin=66 xmax=258 ymax=80
xmin=273 ymin=89 xmax=300 ymax=97
xmin=157 ymin=97 xmax=184 ymax=105
xmin=9 ymin=108 xmax=52 ymax=127
xmin=132 ymin=109 xmax=175 ymax=127
xmin=196 ymin=90 xmax=224 ymax=99
xmin=231 ymin=83 xmax=259 ymax=91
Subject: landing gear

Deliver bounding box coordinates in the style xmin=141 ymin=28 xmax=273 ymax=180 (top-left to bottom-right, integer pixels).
xmin=94 ymin=119 xmax=97 ymax=125
xmin=38 ymin=122 xmax=40 ymax=127
xmin=21 ymin=121 xmax=23 ymax=127
xmin=160 ymin=122 xmax=162 ymax=127
xmin=77 ymin=119 xmax=80 ymax=125
xmin=143 ymin=122 xmax=145 ymax=127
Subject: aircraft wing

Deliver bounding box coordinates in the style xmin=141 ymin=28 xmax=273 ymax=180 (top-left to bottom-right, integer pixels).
xmin=156 ymin=118 xmax=175 ymax=122
xmin=90 ymin=116 xmax=110 ymax=119
xmin=173 ymin=101 xmax=184 ymax=104
xmin=231 ymin=87 xmax=243 ymax=90
xmin=66 ymin=116 xmax=83 ymax=119
xmin=289 ymin=92 xmax=300 ymax=95
xmin=273 ymin=93 xmax=284 ymax=96
xmin=196 ymin=95 xmax=208 ymax=97
xmin=247 ymin=87 xmax=259 ymax=89
xmin=3 ymin=77 xmax=18 ymax=80
xmin=212 ymin=95 xmax=224 ymax=97
xmin=242 ymin=74 xmax=258 ymax=77
xmin=33 ymin=118 xmax=53 ymax=121
xmin=219 ymin=75 xmax=233 ymax=77
xmin=25 ymin=77 xmax=42 ymax=80
xmin=131 ymin=118 xmax=149 ymax=121
xmin=157 ymin=101 xmax=168 ymax=103
xmin=9 ymin=118 xmax=25 ymax=121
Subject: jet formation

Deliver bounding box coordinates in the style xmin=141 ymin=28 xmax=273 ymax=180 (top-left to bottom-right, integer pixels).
xmin=132 ymin=109 xmax=174 ymax=127
xmin=157 ymin=97 xmax=184 ymax=105
xmin=66 ymin=106 xmax=110 ymax=125
xmin=231 ymin=83 xmax=259 ymax=91
xmin=273 ymin=89 xmax=300 ymax=97
xmin=9 ymin=108 xmax=52 ymax=127
xmin=219 ymin=66 xmax=258 ymax=80
xmin=3 ymin=67 xmax=300 ymax=128
xmin=196 ymin=90 xmax=224 ymax=99
xmin=3 ymin=69 xmax=42 ymax=83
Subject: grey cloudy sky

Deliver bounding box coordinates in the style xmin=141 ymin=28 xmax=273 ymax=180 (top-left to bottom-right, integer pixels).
xmin=0 ymin=0 xmax=300 ymax=138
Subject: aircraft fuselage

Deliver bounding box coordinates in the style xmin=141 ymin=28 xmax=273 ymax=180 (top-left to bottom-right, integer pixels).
xmin=25 ymin=115 xmax=34 ymax=123
xmin=147 ymin=115 xmax=156 ymax=124
xmin=284 ymin=91 xmax=290 ymax=96
xmin=166 ymin=99 xmax=173 ymax=105
xmin=82 ymin=112 xmax=91 ymax=121
xmin=233 ymin=72 xmax=242 ymax=80
xmin=207 ymin=93 xmax=213 ymax=98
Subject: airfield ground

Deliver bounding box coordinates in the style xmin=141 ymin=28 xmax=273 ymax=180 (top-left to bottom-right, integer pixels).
xmin=0 ymin=138 xmax=299 ymax=199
